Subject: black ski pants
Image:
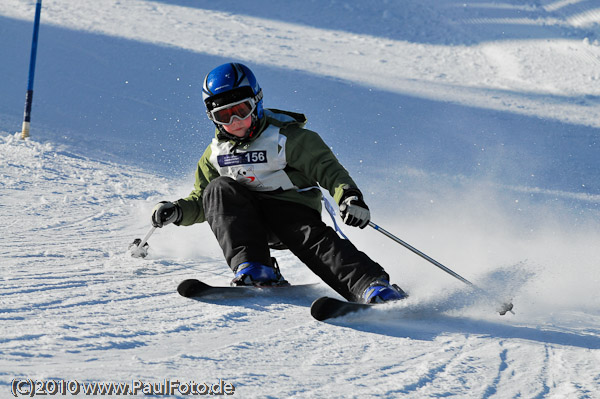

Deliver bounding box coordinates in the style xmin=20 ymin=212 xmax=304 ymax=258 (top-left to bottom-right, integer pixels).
xmin=203 ymin=176 xmax=389 ymax=302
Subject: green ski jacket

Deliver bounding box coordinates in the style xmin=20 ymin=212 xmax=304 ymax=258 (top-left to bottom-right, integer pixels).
xmin=175 ymin=108 xmax=361 ymax=226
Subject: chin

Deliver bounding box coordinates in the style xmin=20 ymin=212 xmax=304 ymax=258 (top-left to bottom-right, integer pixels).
xmin=229 ymin=130 xmax=246 ymax=137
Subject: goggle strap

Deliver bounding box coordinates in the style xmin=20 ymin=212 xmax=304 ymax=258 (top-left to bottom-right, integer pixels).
xmin=254 ymin=89 xmax=263 ymax=104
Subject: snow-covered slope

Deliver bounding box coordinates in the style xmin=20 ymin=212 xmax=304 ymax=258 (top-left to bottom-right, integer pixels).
xmin=1 ymin=0 xmax=599 ymax=397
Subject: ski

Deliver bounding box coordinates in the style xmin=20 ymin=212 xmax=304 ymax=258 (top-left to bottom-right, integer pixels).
xmin=310 ymin=296 xmax=373 ymax=321
xmin=177 ymin=279 xmax=318 ymax=300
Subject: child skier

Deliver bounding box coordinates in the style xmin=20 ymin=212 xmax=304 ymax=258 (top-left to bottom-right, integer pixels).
xmin=151 ymin=62 xmax=406 ymax=304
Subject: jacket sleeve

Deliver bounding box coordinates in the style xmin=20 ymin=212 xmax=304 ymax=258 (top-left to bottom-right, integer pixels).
xmin=283 ymin=127 xmax=362 ymax=204
xmin=174 ymin=146 xmax=219 ymax=226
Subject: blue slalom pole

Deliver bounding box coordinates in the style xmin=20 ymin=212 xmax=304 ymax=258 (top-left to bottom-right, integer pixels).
xmin=21 ymin=0 xmax=43 ymax=139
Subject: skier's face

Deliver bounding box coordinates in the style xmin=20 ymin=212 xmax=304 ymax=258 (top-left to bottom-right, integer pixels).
xmin=222 ymin=115 xmax=252 ymax=138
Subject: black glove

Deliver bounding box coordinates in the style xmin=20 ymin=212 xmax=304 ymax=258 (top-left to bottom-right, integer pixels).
xmin=339 ymin=193 xmax=370 ymax=229
xmin=151 ymin=201 xmax=182 ymax=228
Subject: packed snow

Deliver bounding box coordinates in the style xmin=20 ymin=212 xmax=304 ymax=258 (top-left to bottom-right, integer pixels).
xmin=1 ymin=0 xmax=599 ymax=397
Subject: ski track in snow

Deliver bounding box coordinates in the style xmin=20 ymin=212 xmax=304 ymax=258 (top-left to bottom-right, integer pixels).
xmin=2 ymin=0 xmax=600 ymax=397
xmin=1 ymin=129 xmax=598 ymax=397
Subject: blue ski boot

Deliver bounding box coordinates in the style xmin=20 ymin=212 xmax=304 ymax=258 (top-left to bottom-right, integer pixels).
xmin=362 ymin=280 xmax=408 ymax=304
xmin=231 ymin=258 xmax=288 ymax=287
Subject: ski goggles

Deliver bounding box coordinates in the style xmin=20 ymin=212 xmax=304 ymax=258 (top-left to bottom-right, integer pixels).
xmin=208 ymin=98 xmax=256 ymax=125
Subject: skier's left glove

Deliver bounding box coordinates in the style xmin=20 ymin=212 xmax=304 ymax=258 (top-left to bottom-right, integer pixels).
xmin=151 ymin=201 xmax=182 ymax=228
xmin=339 ymin=193 xmax=370 ymax=229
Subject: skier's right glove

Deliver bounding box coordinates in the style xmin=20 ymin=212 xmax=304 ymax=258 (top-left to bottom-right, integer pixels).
xmin=339 ymin=193 xmax=370 ymax=229
xmin=151 ymin=201 xmax=182 ymax=228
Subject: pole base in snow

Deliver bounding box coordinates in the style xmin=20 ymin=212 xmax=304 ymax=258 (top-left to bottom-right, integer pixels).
xmin=129 ymin=238 xmax=149 ymax=258
xmin=21 ymin=121 xmax=30 ymax=139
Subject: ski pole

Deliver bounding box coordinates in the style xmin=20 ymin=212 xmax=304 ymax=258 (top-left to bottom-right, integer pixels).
xmin=368 ymin=221 xmax=514 ymax=315
xmin=21 ymin=0 xmax=43 ymax=139
xmin=137 ymin=226 xmax=156 ymax=249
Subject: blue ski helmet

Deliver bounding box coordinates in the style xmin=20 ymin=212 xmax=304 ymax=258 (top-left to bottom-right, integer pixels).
xmin=202 ymin=63 xmax=264 ymax=119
